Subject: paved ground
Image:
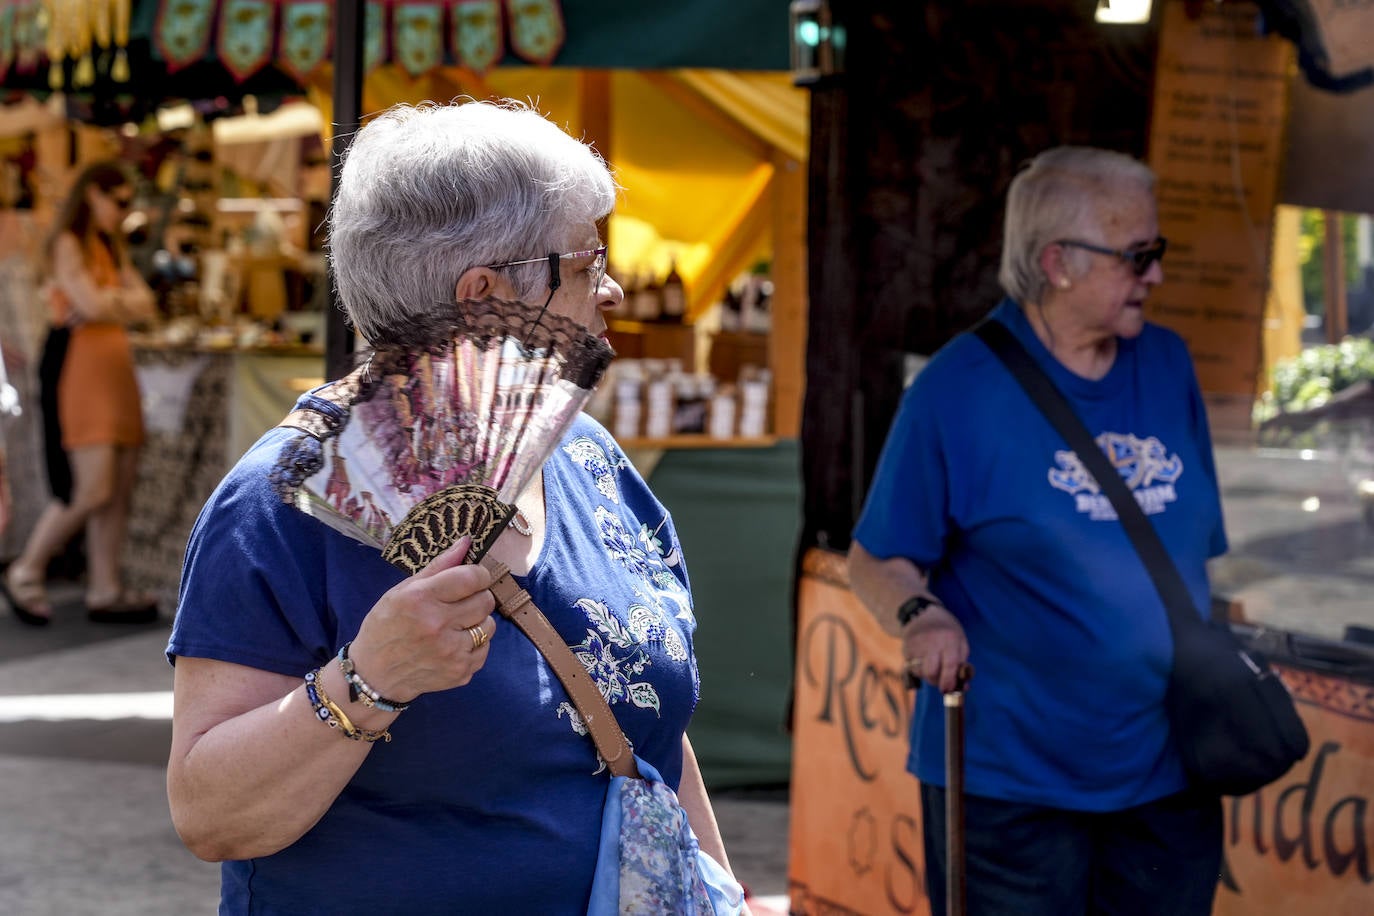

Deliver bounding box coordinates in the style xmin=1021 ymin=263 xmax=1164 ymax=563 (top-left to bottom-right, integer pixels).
xmin=3 ymin=445 xmax=1370 ymax=915
xmin=0 ymin=586 xmax=790 ymax=915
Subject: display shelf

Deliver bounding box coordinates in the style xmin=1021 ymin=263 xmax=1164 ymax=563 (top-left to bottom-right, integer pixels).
xmin=605 ymin=318 xmax=697 ymax=367
xmin=617 ymin=434 xmax=777 ymax=450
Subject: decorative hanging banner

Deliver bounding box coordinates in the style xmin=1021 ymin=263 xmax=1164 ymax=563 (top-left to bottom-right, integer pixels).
xmin=504 ymin=0 xmax=563 ymax=65
xmin=13 ymin=0 xmax=43 ymax=73
xmin=392 ymin=1 xmax=444 ymax=78
xmin=0 ymin=3 xmax=14 ymax=80
xmin=152 ymin=0 xmax=216 ymax=73
xmin=278 ymin=0 xmax=330 ymax=82
xmin=364 ymin=0 xmax=388 ymax=75
xmin=215 ymin=0 xmax=276 ymax=83
xmin=450 ymin=0 xmax=502 ymax=73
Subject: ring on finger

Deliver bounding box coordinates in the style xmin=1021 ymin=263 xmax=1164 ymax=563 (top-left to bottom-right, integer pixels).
xmin=905 ymin=657 xmax=923 ymax=676
xmin=467 ymin=622 xmax=491 ymax=651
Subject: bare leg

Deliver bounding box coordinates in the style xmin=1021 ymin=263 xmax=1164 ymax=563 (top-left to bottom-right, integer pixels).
xmin=84 ymin=445 xmax=141 ymax=607
xmin=5 ymin=444 xmax=117 ymax=616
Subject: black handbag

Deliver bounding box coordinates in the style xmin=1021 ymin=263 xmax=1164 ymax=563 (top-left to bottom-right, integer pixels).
xmin=975 ymin=319 xmax=1310 ymax=797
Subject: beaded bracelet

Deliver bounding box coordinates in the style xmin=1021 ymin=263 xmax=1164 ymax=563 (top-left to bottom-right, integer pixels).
xmin=337 ymin=641 xmax=411 ymax=713
xmin=304 ymin=669 xmax=391 ymax=743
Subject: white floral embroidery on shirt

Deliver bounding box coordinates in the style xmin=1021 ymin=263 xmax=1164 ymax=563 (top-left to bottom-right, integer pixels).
xmin=572 ymin=597 xmax=660 ymax=715
xmin=628 ymin=603 xmax=689 ymax=661
xmin=563 ymin=435 xmax=621 ymax=504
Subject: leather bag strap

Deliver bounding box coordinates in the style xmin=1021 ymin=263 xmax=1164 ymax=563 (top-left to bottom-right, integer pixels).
xmin=481 ymin=556 xmax=640 ymax=779
xmin=974 ymin=319 xmax=1204 ymax=638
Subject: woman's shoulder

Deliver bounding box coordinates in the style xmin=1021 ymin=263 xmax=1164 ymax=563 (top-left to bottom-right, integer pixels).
xmin=553 ymin=413 xmax=644 ymax=499
xmin=907 ymin=320 xmax=1008 ymax=403
xmin=201 ymin=427 xmax=309 ymax=525
xmin=1135 ymin=320 xmax=1194 ymax=366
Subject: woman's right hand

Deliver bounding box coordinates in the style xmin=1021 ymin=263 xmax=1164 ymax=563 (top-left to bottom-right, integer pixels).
xmin=902 ymin=605 xmax=969 ymax=694
xmin=346 ymin=536 xmax=497 ymax=704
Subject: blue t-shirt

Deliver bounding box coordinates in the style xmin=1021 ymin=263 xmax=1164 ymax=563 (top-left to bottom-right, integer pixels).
xmin=168 ymin=405 xmax=701 ymax=915
xmin=852 ymin=299 xmax=1227 ymax=812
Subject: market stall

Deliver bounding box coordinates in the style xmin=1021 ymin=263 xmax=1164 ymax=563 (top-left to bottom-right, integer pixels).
xmin=1 ymin=0 xmax=804 ymax=788
xmin=787 ymin=2 xmax=1374 ymax=912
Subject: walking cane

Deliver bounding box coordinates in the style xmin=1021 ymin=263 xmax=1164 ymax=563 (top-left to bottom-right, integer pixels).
xmin=945 ymin=664 xmax=973 ymax=916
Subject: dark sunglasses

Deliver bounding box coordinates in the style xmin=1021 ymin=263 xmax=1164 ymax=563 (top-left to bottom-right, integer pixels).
xmin=1056 ymin=236 xmax=1167 ymax=277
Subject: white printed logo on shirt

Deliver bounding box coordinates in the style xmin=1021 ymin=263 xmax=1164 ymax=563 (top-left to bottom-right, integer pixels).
xmin=1049 ymin=432 xmax=1183 ymax=521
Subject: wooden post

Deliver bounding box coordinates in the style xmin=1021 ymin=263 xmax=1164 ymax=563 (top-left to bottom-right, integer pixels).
xmin=769 ymin=150 xmax=808 ymax=439
xmin=1324 ymin=211 xmax=1348 ymax=344
xmin=578 ymin=70 xmax=612 ymax=244
xmin=325 ymin=0 xmax=365 ymax=381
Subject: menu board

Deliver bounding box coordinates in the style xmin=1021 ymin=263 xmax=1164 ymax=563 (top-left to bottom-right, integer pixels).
xmin=1146 ymin=0 xmax=1293 ymax=399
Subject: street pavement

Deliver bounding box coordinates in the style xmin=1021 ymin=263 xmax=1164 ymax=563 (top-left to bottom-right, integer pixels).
xmin=0 ymin=586 xmax=790 ymax=916
xmin=3 ymin=445 xmax=1369 ymax=915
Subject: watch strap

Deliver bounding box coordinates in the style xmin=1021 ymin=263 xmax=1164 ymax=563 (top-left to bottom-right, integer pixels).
xmin=897 ymin=594 xmax=939 ymax=627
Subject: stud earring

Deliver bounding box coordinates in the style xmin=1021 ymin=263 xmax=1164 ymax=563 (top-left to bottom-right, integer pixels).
xmin=1057 ymin=278 xmax=1071 ymax=290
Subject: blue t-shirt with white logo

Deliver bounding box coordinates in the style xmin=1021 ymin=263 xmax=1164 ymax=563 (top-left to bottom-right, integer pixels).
xmin=169 ymin=409 xmax=700 ymax=914
xmin=853 ymin=298 xmax=1227 ymax=812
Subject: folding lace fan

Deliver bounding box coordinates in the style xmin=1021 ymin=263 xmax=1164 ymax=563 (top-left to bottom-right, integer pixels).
xmin=270 ymin=297 xmax=615 ymax=574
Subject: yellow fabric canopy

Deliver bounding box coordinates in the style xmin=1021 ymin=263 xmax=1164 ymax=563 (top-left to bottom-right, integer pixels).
xmin=306 ymin=66 xmax=808 ymax=319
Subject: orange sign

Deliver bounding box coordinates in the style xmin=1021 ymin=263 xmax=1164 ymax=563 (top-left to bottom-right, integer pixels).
xmin=1215 ymin=668 xmax=1374 ymax=914
xmin=789 ymin=549 xmax=1374 ymax=915
xmin=788 ymin=550 xmax=927 ymax=915
xmin=1145 ymin=0 xmax=1292 ymax=397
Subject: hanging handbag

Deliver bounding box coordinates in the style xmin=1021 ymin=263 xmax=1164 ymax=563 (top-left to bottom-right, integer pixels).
xmin=483 ymin=557 xmax=746 ymax=915
xmin=975 ymin=319 xmax=1310 ymax=797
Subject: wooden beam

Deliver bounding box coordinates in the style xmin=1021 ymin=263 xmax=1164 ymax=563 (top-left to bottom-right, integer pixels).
xmin=578 ymin=70 xmax=612 ymax=242
xmin=769 ymin=150 xmax=807 ymax=439
xmin=1324 ymin=210 xmax=1348 ymax=344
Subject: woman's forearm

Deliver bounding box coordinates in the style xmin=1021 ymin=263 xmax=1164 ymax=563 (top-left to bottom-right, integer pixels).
xmin=168 ymin=658 xmax=398 ymax=861
xmin=116 ymin=266 xmax=156 ymax=322
xmin=678 ymin=734 xmax=732 ymax=873
xmin=847 ymin=541 xmax=932 ymax=637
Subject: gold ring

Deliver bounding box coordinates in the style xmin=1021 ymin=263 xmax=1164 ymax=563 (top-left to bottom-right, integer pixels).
xmin=905 ymin=657 xmax=923 ymax=675
xmin=468 ymin=623 xmax=490 ymax=651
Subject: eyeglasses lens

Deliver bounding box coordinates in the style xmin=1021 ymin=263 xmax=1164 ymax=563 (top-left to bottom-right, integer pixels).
xmin=1131 ymin=239 xmax=1167 ymax=276
xmin=592 ymin=249 xmax=608 ymax=288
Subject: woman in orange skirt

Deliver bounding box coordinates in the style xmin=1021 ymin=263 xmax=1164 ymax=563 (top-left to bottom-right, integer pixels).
xmin=1 ymin=162 xmax=157 ymax=625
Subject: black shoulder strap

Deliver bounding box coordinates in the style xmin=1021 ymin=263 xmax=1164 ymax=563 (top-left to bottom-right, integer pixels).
xmin=973 ymin=319 xmax=1203 ymax=637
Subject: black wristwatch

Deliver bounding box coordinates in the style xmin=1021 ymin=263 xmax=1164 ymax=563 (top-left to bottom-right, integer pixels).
xmin=896 ymin=595 xmax=940 ymax=627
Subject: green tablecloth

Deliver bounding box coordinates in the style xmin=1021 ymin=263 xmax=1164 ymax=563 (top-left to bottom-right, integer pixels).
xmin=646 ymin=441 xmax=801 ymax=789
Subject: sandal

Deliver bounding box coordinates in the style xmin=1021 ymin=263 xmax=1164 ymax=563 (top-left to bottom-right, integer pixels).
xmin=84 ymin=589 xmax=160 ymax=624
xmin=1 ymin=567 xmax=53 ymax=627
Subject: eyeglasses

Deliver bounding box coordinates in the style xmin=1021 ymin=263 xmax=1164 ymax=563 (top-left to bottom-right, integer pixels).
xmin=488 ymin=245 xmax=609 ymax=338
xmin=489 ymin=245 xmax=609 ymax=294
xmin=1055 ymin=236 xmax=1167 ymax=277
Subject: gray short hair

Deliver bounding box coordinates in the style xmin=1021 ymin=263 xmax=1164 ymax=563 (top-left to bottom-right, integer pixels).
xmin=329 ymin=99 xmax=617 ymax=342
xmin=998 ymin=146 xmax=1156 ymax=304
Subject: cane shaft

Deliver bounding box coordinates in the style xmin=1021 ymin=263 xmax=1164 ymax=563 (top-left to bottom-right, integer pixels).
xmin=945 ymin=687 xmax=967 ymax=916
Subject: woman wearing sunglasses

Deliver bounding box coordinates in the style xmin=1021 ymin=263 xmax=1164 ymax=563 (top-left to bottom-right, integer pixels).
xmin=849 ymin=147 xmax=1226 ymax=914
xmin=2 ymin=161 xmax=157 ymax=625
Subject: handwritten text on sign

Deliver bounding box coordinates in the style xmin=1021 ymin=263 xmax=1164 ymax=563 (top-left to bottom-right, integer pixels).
xmin=789 ymin=549 xmax=1374 ymax=916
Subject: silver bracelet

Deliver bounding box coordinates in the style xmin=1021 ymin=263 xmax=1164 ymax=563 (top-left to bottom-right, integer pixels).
xmin=336 ymin=642 xmax=410 ymax=713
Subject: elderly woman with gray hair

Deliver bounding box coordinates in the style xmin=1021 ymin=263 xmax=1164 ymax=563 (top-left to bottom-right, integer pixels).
xmin=848 ymin=146 xmax=1226 ymax=915
xmin=166 ymin=100 xmax=746 ymax=914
